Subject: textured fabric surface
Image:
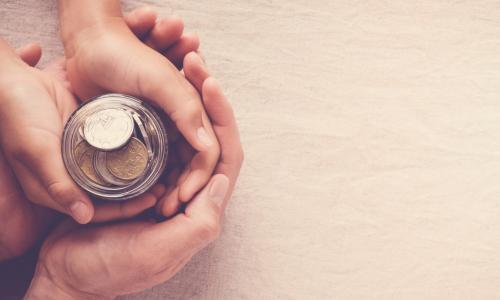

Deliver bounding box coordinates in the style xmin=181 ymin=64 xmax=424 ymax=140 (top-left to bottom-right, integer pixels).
xmin=2 ymin=0 xmax=500 ymax=299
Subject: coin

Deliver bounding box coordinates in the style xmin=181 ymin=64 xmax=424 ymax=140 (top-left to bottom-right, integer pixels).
xmin=83 ymin=108 xmax=134 ymax=151
xmin=93 ymin=151 xmax=131 ymax=186
xmin=74 ymin=140 xmax=91 ymax=162
xmin=75 ymin=141 xmax=107 ymax=185
xmin=106 ymin=137 xmax=148 ymax=181
xmin=131 ymin=112 xmax=153 ymax=159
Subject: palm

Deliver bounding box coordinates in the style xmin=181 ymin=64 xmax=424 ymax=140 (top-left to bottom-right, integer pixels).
xmin=0 ymin=66 xmax=79 ymax=206
xmin=0 ymin=151 xmax=54 ymax=261
xmin=39 ymin=219 xmax=179 ymax=297
xmin=0 ymin=68 xmax=76 ymax=261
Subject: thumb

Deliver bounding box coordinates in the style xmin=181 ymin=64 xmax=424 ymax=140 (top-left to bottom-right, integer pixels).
xmin=144 ymin=174 xmax=230 ymax=259
xmin=15 ymin=140 xmax=94 ymax=224
xmin=185 ymin=174 xmax=229 ymax=222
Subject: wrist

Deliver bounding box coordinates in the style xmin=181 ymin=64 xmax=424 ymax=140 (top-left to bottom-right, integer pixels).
xmin=24 ymin=264 xmax=110 ymax=300
xmin=58 ymin=0 xmax=128 ymax=57
xmin=24 ymin=266 xmax=78 ymax=300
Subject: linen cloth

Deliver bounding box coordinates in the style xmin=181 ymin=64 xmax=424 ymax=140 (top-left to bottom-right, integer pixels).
xmin=2 ymin=1 xmax=500 ymax=299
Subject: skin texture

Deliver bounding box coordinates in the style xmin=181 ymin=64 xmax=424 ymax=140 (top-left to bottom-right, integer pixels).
xmin=25 ymin=54 xmax=243 ymax=300
xmin=0 ymin=147 xmax=54 ymax=262
xmin=0 ymin=41 xmax=95 ymax=224
xmin=59 ymin=0 xmax=221 ymax=217
xmin=0 ymin=7 xmax=204 ymax=262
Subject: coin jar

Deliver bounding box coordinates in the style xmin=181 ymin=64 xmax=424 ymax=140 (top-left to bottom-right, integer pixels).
xmin=62 ymin=94 xmax=168 ymax=200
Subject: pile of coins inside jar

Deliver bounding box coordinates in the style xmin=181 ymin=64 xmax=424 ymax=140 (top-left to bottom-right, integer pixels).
xmin=62 ymin=94 xmax=168 ymax=200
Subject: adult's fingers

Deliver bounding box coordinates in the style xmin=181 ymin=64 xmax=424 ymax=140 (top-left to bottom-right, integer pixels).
xmin=16 ymin=43 xmax=42 ymax=67
xmin=142 ymin=174 xmax=229 ymax=260
xmin=185 ymin=53 xmax=243 ymax=182
xmin=157 ymin=52 xmax=214 ymax=214
xmin=157 ymin=52 xmax=216 ymax=209
xmin=201 ymin=78 xmax=244 ymax=209
xmin=175 ymin=52 xmax=214 ymax=202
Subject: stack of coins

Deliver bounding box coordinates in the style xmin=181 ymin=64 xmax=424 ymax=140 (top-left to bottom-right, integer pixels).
xmin=63 ymin=93 xmax=168 ymax=200
xmin=75 ymin=108 xmax=150 ymax=186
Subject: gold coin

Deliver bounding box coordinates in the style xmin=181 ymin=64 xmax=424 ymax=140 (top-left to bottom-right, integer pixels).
xmin=105 ymin=137 xmax=148 ymax=181
xmin=75 ymin=141 xmax=107 ymax=185
xmin=74 ymin=140 xmax=91 ymax=162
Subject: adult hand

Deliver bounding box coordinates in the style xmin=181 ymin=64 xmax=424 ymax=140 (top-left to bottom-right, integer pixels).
xmin=24 ymin=54 xmax=243 ymax=299
xmin=0 ymin=145 xmax=54 ymax=262
xmin=0 ymin=7 xmax=199 ymax=261
xmin=0 ymin=38 xmax=96 ymax=224
xmin=59 ymin=1 xmax=220 ymax=206
xmin=0 ymin=43 xmax=56 ymax=262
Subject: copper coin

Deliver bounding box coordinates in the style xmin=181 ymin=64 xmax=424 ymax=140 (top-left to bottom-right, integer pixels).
xmin=74 ymin=140 xmax=91 ymax=162
xmin=93 ymin=151 xmax=131 ymax=186
xmin=75 ymin=141 xmax=107 ymax=185
xmin=105 ymin=137 xmax=148 ymax=181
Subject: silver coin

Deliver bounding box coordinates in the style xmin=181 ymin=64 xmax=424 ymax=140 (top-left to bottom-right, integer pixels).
xmin=83 ymin=108 xmax=134 ymax=151
xmin=132 ymin=112 xmax=153 ymax=159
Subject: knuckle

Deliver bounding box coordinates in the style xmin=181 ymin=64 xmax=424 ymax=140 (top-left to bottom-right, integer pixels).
xmin=173 ymin=101 xmax=202 ymax=125
xmin=195 ymin=217 xmax=221 ymax=241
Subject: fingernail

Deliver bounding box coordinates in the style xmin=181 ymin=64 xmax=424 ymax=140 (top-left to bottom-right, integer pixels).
xmin=197 ymin=127 xmax=213 ymax=147
xmin=209 ymin=176 xmax=229 ymax=207
xmin=69 ymin=201 xmax=90 ymax=224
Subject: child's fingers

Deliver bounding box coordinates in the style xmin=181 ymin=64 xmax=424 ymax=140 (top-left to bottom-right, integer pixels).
xmin=183 ymin=52 xmax=210 ymax=91
xmin=163 ymin=34 xmax=200 ymax=69
xmin=14 ymin=138 xmax=94 ymax=224
xmin=173 ymin=56 xmax=219 ymax=203
xmin=124 ymin=6 xmax=158 ymax=38
xmin=145 ymin=18 xmax=184 ymax=51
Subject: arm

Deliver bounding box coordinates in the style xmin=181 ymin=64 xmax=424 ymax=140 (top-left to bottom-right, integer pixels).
xmin=58 ymin=0 xmax=125 ymax=58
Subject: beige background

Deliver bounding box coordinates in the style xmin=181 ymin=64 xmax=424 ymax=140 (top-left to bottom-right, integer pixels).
xmin=3 ymin=0 xmax=500 ymax=299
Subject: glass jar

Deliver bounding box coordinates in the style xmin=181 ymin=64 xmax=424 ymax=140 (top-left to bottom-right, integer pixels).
xmin=62 ymin=94 xmax=168 ymax=201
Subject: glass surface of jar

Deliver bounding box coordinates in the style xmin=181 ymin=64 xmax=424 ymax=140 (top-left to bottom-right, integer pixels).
xmin=62 ymin=93 xmax=168 ymax=201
